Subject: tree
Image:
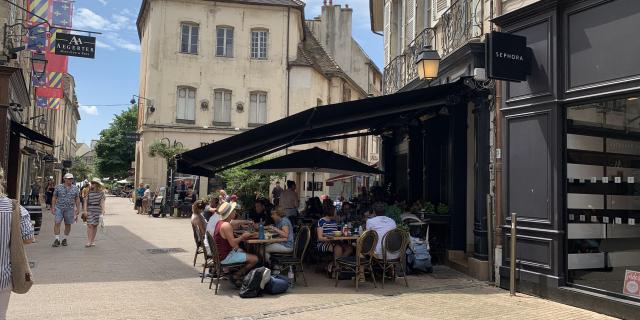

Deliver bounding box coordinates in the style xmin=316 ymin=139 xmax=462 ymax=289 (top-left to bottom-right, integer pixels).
xmin=70 ymin=156 xmax=92 ymax=181
xmin=93 ymin=106 xmax=137 ymax=179
xmin=218 ymin=158 xmax=284 ymax=210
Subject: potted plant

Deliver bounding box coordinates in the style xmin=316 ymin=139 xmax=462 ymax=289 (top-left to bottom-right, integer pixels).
xmin=436 ymin=203 xmax=449 ymax=215
xmin=423 ymin=202 xmax=435 ymax=214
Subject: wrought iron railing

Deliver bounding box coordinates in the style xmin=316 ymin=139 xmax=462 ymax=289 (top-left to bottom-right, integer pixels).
xmin=383 ymin=28 xmax=436 ymax=94
xmin=383 ymin=0 xmax=483 ymax=94
xmin=440 ymin=0 xmax=483 ymax=57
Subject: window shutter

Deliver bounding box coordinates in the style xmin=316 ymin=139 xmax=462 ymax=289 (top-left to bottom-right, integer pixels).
xmin=224 ymin=92 xmax=232 ymax=122
xmin=258 ymin=93 xmax=267 ymax=123
xmin=249 ymin=93 xmax=257 ymax=124
xmin=383 ymin=0 xmax=391 ymax=65
xmin=214 ymin=91 xmax=222 ymax=122
xmin=432 ymin=0 xmax=450 ymax=21
xmin=187 ymin=89 xmax=196 ymax=120
xmin=177 ymin=88 xmax=186 ymax=120
xmin=405 ymin=0 xmax=416 ymax=46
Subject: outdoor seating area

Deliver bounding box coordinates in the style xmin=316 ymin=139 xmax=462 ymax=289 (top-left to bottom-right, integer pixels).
xmin=189 ymin=190 xmax=434 ymax=297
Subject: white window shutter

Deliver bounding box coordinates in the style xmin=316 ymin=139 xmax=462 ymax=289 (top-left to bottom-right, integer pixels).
xmin=432 ymin=0 xmax=450 ymax=22
xmin=383 ymin=0 xmax=391 ymax=65
xmin=405 ymin=0 xmax=416 ymax=46
xmin=187 ymin=89 xmax=196 ymax=120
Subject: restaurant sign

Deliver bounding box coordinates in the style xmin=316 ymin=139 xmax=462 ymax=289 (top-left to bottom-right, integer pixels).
xmin=55 ymin=33 xmax=96 ymax=59
xmin=486 ymin=31 xmax=530 ymax=82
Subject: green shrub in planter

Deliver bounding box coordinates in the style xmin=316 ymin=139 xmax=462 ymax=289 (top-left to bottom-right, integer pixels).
xmin=437 ymin=203 xmax=449 ymax=214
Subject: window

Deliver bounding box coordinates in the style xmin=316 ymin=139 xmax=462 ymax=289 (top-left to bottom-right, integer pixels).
xmin=216 ymin=26 xmax=233 ymax=57
xmin=214 ymin=89 xmax=232 ymax=125
xmin=249 ymin=92 xmax=267 ymax=126
xmin=176 ymin=87 xmax=196 ymax=122
xmin=342 ymin=83 xmax=352 ymax=102
xmin=251 ymin=29 xmax=268 ymax=59
xmin=180 ymin=23 xmax=199 ymax=54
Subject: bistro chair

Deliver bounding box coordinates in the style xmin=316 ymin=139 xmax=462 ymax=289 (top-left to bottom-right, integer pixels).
xmin=205 ymin=232 xmax=244 ymax=294
xmin=191 ymin=223 xmax=205 ymax=267
xmin=334 ymin=229 xmax=378 ymax=290
xmin=271 ymin=226 xmax=311 ymax=286
xmin=373 ymin=228 xmax=410 ymax=288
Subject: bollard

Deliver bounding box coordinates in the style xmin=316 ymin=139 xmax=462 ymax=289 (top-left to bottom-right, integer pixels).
xmin=510 ymin=212 xmax=517 ymax=296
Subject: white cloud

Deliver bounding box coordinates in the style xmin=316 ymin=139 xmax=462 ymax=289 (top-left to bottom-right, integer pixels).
xmin=73 ymin=8 xmax=112 ymax=30
xmin=79 ymin=105 xmax=99 ymax=116
xmin=95 ymin=40 xmax=115 ymax=50
xmin=97 ymin=0 xmax=108 ymax=5
xmin=106 ymin=33 xmax=141 ymax=52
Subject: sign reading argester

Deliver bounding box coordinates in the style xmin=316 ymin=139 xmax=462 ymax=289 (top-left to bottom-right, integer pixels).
xmin=55 ymin=33 xmax=96 ymax=59
xmin=486 ymin=31 xmax=530 ymax=82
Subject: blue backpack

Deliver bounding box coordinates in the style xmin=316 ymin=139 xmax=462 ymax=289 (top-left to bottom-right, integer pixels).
xmin=406 ymin=237 xmax=432 ymax=273
xmin=264 ymin=274 xmax=289 ymax=295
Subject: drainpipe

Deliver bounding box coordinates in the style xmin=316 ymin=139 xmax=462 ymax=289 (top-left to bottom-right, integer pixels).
xmin=492 ymin=0 xmax=504 ymax=283
xmin=285 ymin=6 xmax=291 ymax=155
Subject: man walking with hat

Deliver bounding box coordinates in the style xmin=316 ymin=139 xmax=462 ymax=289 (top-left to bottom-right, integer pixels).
xmin=51 ymin=173 xmax=81 ymax=247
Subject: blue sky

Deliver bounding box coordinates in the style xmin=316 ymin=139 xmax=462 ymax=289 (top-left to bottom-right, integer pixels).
xmin=72 ymin=0 xmax=383 ymax=144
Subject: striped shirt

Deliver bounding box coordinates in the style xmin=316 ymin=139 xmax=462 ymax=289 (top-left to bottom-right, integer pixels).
xmin=317 ymin=218 xmax=338 ymax=237
xmin=0 ymin=196 xmax=35 ymax=289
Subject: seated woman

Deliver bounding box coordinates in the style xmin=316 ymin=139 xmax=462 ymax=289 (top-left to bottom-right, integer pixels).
xmin=316 ymin=204 xmax=353 ymax=270
xmin=265 ymin=209 xmax=294 ymax=263
xmin=214 ymin=202 xmax=258 ymax=286
xmin=190 ymin=200 xmax=207 ymax=238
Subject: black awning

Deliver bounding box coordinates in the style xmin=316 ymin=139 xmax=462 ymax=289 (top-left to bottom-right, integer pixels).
xmin=10 ymin=121 xmax=54 ymax=146
xmin=177 ymin=77 xmax=484 ymax=176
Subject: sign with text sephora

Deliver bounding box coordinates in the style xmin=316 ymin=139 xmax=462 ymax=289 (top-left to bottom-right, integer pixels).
xmin=486 ymin=31 xmax=530 ymax=82
xmin=55 ymin=33 xmax=96 ymax=59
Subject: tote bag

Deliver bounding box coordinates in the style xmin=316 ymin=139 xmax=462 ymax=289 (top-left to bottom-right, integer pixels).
xmin=10 ymin=200 xmax=33 ymax=294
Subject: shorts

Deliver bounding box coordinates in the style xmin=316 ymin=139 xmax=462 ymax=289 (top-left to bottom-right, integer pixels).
xmin=55 ymin=207 xmax=75 ymax=224
xmin=317 ymin=241 xmax=333 ymax=252
xmin=221 ymin=249 xmax=247 ymax=265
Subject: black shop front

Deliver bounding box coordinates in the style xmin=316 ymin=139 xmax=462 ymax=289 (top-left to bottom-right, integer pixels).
xmin=494 ymin=0 xmax=640 ymax=317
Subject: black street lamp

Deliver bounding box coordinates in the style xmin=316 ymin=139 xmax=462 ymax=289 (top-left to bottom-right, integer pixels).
xmin=415 ymin=46 xmax=441 ymax=80
xmin=31 ymin=52 xmax=48 ymax=80
xmin=131 ymin=95 xmax=155 ymax=113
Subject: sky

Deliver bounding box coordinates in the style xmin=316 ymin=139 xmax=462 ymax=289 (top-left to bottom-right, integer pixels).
xmin=71 ymin=0 xmax=383 ymax=145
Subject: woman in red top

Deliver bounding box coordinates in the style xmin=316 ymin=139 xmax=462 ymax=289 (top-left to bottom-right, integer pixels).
xmin=214 ymin=201 xmax=258 ymax=286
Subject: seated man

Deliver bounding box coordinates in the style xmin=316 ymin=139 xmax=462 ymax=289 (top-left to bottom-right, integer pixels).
xmin=247 ymin=198 xmax=274 ymax=225
xmin=213 ymin=202 xmax=258 ymax=286
xmin=365 ymin=202 xmax=399 ymax=259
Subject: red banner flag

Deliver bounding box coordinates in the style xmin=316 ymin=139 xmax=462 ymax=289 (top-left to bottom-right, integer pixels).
xmin=46 ymin=51 xmax=68 ymax=72
xmin=35 ymin=87 xmax=63 ymax=99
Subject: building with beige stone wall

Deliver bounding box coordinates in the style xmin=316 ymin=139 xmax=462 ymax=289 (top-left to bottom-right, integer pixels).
xmin=135 ymin=0 xmax=381 ymax=202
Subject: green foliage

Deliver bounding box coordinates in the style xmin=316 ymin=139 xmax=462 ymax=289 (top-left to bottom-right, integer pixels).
xmin=385 ymin=204 xmax=403 ymax=225
xmin=218 ymin=158 xmax=284 ymax=211
xmin=424 ymin=202 xmax=435 ymax=214
xmin=93 ymin=106 xmax=137 ymax=179
xmin=436 ymin=203 xmax=449 ymax=214
xmin=69 ymin=156 xmax=92 ymax=181
xmin=148 ymin=141 xmax=187 ymax=160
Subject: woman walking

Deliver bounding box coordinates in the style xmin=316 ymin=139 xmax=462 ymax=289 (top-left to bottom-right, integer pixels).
xmin=45 ymin=180 xmax=54 ymax=210
xmin=0 ymin=168 xmax=35 ymax=319
xmin=82 ymin=178 xmax=105 ymax=247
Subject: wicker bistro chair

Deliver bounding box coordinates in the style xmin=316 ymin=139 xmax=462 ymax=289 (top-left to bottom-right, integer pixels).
xmin=373 ymin=228 xmax=410 ymax=288
xmin=334 ymin=229 xmax=378 ymax=290
xmin=191 ymin=223 xmax=205 ymax=267
xmin=205 ymin=232 xmax=244 ymax=294
xmin=271 ymin=226 xmax=311 ymax=286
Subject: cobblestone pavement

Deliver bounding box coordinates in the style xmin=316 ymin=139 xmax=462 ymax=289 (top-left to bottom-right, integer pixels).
xmin=7 ymin=196 xmax=615 ymax=320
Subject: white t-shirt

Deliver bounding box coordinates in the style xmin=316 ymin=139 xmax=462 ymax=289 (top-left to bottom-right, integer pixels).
xmin=366 ymin=216 xmax=398 ymax=259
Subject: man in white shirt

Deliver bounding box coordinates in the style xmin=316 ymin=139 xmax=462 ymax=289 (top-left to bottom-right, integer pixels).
xmin=365 ymin=202 xmax=398 ymax=259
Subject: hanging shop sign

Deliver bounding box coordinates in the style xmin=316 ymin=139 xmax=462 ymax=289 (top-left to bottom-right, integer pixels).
xmin=55 ymin=33 xmax=96 ymax=59
xmin=125 ymin=132 xmax=140 ymax=141
xmin=486 ymin=31 xmax=530 ymax=82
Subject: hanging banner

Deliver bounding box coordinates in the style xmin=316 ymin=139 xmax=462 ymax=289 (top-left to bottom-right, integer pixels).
xmin=35 ymin=87 xmax=63 ymax=99
xmin=27 ymin=0 xmax=49 ymax=24
xmin=51 ymin=0 xmax=72 ymax=28
xmin=54 ymin=33 xmax=96 ymax=58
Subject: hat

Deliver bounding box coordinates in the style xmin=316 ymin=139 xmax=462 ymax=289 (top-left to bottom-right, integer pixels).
xmin=63 ymin=173 xmax=74 ymax=179
xmin=90 ymin=178 xmax=103 ymax=186
xmin=217 ymin=201 xmax=237 ymax=220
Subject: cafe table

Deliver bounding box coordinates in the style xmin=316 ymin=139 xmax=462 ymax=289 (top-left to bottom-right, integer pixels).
xmin=244 ymin=235 xmax=288 ymax=261
xmin=325 ymin=234 xmax=361 ymax=271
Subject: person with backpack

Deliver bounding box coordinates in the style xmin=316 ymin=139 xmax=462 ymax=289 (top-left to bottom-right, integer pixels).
xmin=214 ymin=202 xmax=259 ymax=287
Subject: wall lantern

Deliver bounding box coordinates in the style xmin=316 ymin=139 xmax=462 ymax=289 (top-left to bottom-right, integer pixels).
xmin=415 ymin=46 xmax=440 ymax=80
xmin=31 ymin=52 xmax=48 ymax=80
xmin=131 ymin=95 xmax=155 ymax=113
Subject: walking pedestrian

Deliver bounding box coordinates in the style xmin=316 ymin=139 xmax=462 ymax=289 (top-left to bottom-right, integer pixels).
xmin=141 ymin=185 xmax=151 ymax=215
xmin=45 ymin=180 xmax=54 ymax=210
xmin=82 ymin=178 xmax=105 ymax=247
xmin=51 ymin=173 xmax=81 ymax=247
xmin=271 ymin=181 xmax=283 ymax=207
xmin=0 ymin=168 xmax=35 ymax=319
xmin=29 ymin=180 xmax=41 ymax=205
xmin=135 ymin=183 xmax=145 ymax=214
xmin=280 ymin=180 xmax=299 ymax=218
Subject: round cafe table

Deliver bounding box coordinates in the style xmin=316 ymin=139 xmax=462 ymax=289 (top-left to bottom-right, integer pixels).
xmin=325 ymin=234 xmax=360 ymax=271
xmin=244 ymin=235 xmax=287 ymax=262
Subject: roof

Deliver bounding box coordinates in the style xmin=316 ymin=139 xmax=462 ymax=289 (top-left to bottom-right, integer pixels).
xmin=290 ymin=26 xmax=368 ymax=96
xmin=290 ymin=26 xmax=343 ymax=76
xmin=137 ymin=0 xmax=305 ymax=39
xmin=177 ymin=77 xmax=487 ymax=176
